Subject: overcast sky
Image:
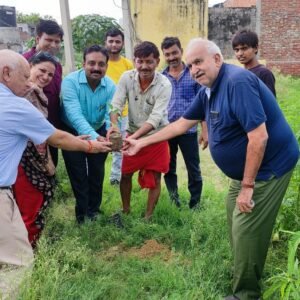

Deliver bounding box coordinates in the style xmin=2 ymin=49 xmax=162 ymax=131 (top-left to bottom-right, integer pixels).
xmin=1 ymin=0 xmax=225 ymax=23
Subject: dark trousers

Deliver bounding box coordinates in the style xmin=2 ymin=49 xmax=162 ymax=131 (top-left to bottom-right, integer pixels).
xmin=49 ymin=146 xmax=58 ymax=167
xmin=62 ymin=124 xmax=108 ymax=223
xmin=164 ymin=133 xmax=202 ymax=208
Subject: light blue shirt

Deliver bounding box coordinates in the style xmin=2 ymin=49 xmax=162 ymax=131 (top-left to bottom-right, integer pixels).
xmin=61 ymin=69 xmax=116 ymax=140
xmin=0 ymin=83 xmax=55 ymax=186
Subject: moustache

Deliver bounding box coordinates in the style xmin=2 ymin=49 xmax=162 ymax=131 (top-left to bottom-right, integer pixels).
xmin=91 ymin=71 xmax=102 ymax=75
xmin=169 ymin=59 xmax=178 ymax=63
xmin=140 ymin=69 xmax=151 ymax=72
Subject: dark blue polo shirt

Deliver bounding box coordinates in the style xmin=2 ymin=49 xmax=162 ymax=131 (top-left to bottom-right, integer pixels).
xmin=183 ymin=63 xmax=299 ymax=181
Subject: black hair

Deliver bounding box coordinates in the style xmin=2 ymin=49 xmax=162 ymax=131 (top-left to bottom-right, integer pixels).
xmin=232 ymin=29 xmax=259 ymax=49
xmin=28 ymin=51 xmax=57 ymax=67
xmin=161 ymin=36 xmax=182 ymax=50
xmin=83 ymin=45 xmax=109 ymax=62
xmin=134 ymin=41 xmax=160 ymax=59
xmin=36 ymin=19 xmax=64 ymax=39
xmin=105 ymin=28 xmax=124 ymax=41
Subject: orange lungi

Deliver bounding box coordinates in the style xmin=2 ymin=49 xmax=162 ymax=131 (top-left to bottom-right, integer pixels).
xmin=122 ymin=141 xmax=170 ymax=189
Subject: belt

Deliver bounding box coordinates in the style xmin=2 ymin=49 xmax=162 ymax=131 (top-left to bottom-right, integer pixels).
xmin=0 ymin=186 xmax=11 ymax=190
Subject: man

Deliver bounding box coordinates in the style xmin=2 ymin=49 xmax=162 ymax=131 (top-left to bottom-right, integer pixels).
xmin=0 ymin=49 xmax=111 ymax=297
xmin=161 ymin=36 xmax=207 ymax=209
xmin=124 ymin=39 xmax=299 ymax=299
xmin=108 ymin=41 xmax=172 ymax=219
xmin=232 ymin=29 xmax=276 ymax=96
xmin=61 ymin=45 xmax=116 ymax=224
xmin=23 ymin=19 xmax=64 ymax=166
xmin=105 ymin=28 xmax=134 ymax=186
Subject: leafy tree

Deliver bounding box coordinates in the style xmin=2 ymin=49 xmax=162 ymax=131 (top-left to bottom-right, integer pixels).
xmin=16 ymin=12 xmax=56 ymax=25
xmin=71 ymin=14 xmax=121 ymax=52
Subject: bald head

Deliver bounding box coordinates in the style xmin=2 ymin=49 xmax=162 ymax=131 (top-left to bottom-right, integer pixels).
xmin=185 ymin=38 xmax=223 ymax=88
xmin=0 ymin=49 xmax=31 ymax=97
xmin=186 ymin=38 xmax=223 ymax=60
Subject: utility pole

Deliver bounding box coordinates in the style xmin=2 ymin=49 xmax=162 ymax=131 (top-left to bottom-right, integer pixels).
xmin=122 ymin=0 xmax=134 ymax=60
xmin=59 ymin=0 xmax=75 ymax=73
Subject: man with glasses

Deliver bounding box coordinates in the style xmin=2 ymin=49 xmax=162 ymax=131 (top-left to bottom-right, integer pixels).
xmin=23 ymin=19 xmax=64 ymax=166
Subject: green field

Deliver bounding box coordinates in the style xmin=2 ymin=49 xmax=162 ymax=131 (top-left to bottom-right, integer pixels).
xmin=18 ymin=74 xmax=300 ymax=300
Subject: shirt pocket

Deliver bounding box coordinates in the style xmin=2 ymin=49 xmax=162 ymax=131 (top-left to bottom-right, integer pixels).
xmin=143 ymin=98 xmax=154 ymax=115
xmin=209 ymin=111 xmax=221 ymax=142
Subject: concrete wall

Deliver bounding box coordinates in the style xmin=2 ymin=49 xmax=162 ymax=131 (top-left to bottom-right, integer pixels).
xmin=0 ymin=27 xmax=22 ymax=52
xmin=208 ymin=7 xmax=256 ymax=59
xmin=129 ymin=0 xmax=208 ymax=67
xmin=260 ymin=0 xmax=300 ymax=76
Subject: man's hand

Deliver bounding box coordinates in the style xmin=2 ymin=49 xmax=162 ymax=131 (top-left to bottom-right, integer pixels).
xmin=97 ymin=135 xmax=107 ymax=142
xmin=199 ymin=121 xmax=208 ymax=150
xmin=122 ymin=138 xmax=142 ymax=156
xmin=90 ymin=140 xmax=112 ymax=153
xmin=199 ymin=133 xmax=208 ymax=150
xmin=106 ymin=126 xmax=120 ymax=140
xmin=236 ymin=187 xmax=254 ymax=213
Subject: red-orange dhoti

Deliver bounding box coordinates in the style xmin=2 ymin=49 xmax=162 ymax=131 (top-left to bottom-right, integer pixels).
xmin=122 ymin=141 xmax=170 ymax=189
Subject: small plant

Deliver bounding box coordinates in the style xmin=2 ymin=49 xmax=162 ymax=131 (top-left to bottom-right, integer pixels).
xmin=264 ymin=230 xmax=300 ymax=299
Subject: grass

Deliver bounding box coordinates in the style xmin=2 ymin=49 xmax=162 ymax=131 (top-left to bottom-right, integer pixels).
xmin=18 ymin=74 xmax=300 ymax=300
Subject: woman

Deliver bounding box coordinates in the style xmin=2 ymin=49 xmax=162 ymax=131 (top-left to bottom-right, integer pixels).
xmin=13 ymin=52 xmax=57 ymax=247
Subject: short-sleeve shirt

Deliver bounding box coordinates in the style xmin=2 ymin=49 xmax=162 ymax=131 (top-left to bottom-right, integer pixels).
xmin=60 ymin=69 xmax=116 ymax=140
xmin=111 ymin=70 xmax=172 ymax=135
xmin=0 ymin=83 xmax=55 ymax=186
xmin=183 ymin=63 xmax=299 ymax=181
xmin=106 ymin=56 xmax=134 ymax=117
xmin=23 ymin=47 xmax=63 ymax=128
xmin=249 ymin=64 xmax=276 ymax=97
xmin=162 ymin=64 xmax=201 ymax=134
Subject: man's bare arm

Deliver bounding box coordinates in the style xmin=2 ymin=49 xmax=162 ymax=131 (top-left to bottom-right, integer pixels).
xmin=237 ymin=123 xmax=268 ymax=212
xmin=47 ymin=129 xmax=112 ymax=153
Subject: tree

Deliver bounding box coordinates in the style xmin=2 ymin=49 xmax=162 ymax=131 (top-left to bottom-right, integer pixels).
xmin=71 ymin=14 xmax=121 ymax=52
xmin=16 ymin=12 xmax=56 ymax=25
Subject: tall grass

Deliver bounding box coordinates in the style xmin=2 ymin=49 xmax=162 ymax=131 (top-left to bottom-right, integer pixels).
xmin=18 ymin=74 xmax=300 ymax=300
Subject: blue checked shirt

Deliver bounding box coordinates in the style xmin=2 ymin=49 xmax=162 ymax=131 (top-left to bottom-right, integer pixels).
xmin=162 ymin=64 xmax=201 ymax=134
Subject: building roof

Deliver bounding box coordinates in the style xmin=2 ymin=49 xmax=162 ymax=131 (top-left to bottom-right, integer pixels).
xmin=223 ymin=0 xmax=256 ymax=8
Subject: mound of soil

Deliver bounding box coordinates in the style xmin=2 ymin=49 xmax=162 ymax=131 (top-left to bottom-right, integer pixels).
xmin=103 ymin=239 xmax=172 ymax=261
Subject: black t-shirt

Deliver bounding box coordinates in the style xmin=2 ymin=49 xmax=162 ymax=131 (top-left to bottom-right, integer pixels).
xmin=249 ymin=64 xmax=276 ymax=97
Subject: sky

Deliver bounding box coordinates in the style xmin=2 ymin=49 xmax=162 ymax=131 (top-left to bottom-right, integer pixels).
xmin=1 ymin=0 xmax=225 ymax=23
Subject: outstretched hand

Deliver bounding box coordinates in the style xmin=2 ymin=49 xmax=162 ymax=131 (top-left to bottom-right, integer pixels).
xmin=90 ymin=140 xmax=112 ymax=153
xmin=122 ymin=138 xmax=142 ymax=156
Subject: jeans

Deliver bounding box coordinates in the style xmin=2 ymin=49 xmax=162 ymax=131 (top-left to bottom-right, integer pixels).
xmin=62 ymin=124 xmax=108 ymax=223
xmin=110 ymin=116 xmax=128 ymax=182
xmin=164 ymin=133 xmax=202 ymax=208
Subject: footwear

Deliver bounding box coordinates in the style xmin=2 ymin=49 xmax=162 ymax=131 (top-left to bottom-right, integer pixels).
xmin=110 ymin=179 xmax=120 ymax=186
xmin=109 ymin=212 xmax=124 ymax=228
xmin=170 ymin=197 xmax=181 ymax=208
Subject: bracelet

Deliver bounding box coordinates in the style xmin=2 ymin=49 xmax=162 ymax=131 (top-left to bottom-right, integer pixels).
xmin=86 ymin=140 xmax=93 ymax=153
xmin=241 ymin=182 xmax=255 ymax=189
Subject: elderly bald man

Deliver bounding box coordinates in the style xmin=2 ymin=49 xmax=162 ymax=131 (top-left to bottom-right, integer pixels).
xmin=123 ymin=38 xmax=299 ymax=300
xmin=0 ymin=49 xmax=112 ymax=297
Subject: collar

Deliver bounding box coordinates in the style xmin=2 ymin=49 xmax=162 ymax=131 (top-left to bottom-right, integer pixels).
xmin=162 ymin=62 xmax=189 ymax=76
xmin=209 ymin=63 xmax=226 ymax=94
xmin=134 ymin=70 xmax=159 ymax=90
xmin=0 ymin=82 xmax=13 ymax=94
xmin=79 ymin=69 xmax=106 ymax=88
